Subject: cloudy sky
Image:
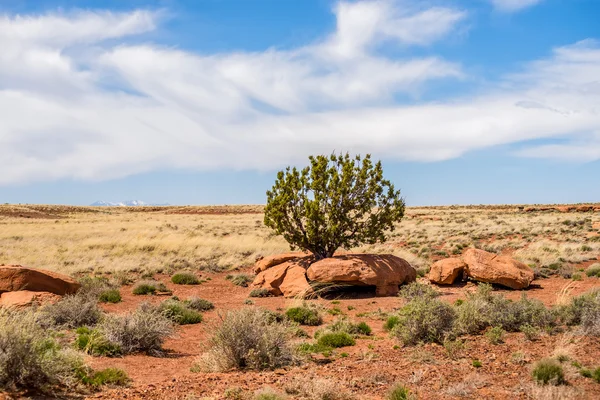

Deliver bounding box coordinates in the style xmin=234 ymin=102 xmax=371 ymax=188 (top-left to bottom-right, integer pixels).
xmin=1 ymin=0 xmax=599 ymax=205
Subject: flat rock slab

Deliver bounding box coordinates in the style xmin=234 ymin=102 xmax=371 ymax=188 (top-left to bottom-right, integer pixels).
xmin=0 ymin=265 xmax=80 ymax=295
xmin=429 ymin=258 xmax=466 ymax=285
xmin=0 ymin=290 xmax=61 ymax=308
xmin=462 ymin=249 xmax=534 ymax=290
xmin=253 ymin=252 xmax=309 ymax=274
xmin=306 ymin=254 xmax=416 ymax=297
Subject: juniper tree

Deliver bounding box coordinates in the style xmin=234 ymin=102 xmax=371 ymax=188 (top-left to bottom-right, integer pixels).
xmin=264 ymin=153 xmax=405 ymax=260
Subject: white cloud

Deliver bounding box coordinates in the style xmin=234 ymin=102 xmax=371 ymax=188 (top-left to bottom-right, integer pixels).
xmin=489 ymin=0 xmax=544 ymax=12
xmin=0 ymin=1 xmax=599 ymax=186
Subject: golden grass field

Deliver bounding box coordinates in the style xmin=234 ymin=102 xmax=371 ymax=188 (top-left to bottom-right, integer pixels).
xmin=1 ymin=204 xmax=598 ymax=279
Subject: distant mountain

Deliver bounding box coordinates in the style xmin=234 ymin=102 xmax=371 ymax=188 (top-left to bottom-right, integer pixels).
xmin=90 ymin=200 xmax=169 ymax=207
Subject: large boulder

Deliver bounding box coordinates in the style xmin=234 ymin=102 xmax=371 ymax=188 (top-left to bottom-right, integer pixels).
xmin=251 ymin=261 xmax=313 ymax=298
xmin=428 ymin=258 xmax=466 ymax=285
xmin=306 ymin=254 xmax=416 ymax=297
xmin=462 ymin=249 xmax=534 ymax=290
xmin=0 ymin=290 xmax=61 ymax=308
xmin=0 ymin=265 xmax=80 ymax=295
xmin=253 ymin=252 xmax=308 ymax=274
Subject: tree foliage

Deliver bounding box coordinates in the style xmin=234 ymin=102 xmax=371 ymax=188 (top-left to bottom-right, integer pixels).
xmin=264 ymin=153 xmax=405 ymax=259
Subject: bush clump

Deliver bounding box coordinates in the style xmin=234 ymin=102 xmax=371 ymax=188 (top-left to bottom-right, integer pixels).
xmin=75 ymin=327 xmax=122 ymax=357
xmin=249 ymin=288 xmax=272 ymax=298
xmin=285 ymin=306 xmax=322 ymax=326
xmin=132 ymin=280 xmax=170 ymax=295
xmin=321 ymin=318 xmax=371 ymax=337
xmin=388 ymin=383 xmax=415 ymax=400
xmin=392 ymin=298 xmax=456 ymax=346
xmin=384 ymin=316 xmax=401 ymax=332
xmin=159 ymin=299 xmax=203 ymax=325
xmin=532 ymin=358 xmax=566 ymax=385
xmin=559 ymin=289 xmax=600 ymax=335
xmin=98 ymin=289 xmax=122 ymax=304
xmin=98 ymin=303 xmax=174 ymax=356
xmin=185 ymin=297 xmax=214 ymax=311
xmin=0 ymin=308 xmax=86 ymax=391
xmin=585 ymin=263 xmax=600 ymax=277
xmin=171 ymin=272 xmax=201 ymax=285
xmin=39 ymin=292 xmax=102 ymax=328
xmin=317 ymin=332 xmax=355 ymax=348
xmin=399 ymin=282 xmax=440 ymax=302
xmin=227 ymin=274 xmax=255 ymax=287
xmin=81 ymin=368 xmax=129 ymax=388
xmin=196 ymin=307 xmax=295 ymax=372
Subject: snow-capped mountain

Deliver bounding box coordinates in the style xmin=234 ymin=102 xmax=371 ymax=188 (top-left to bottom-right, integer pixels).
xmin=90 ymin=200 xmax=168 ymax=207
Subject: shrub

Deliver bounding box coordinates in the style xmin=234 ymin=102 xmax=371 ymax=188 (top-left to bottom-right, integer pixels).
xmin=171 ymin=272 xmax=200 ymax=285
xmin=392 ymin=298 xmax=456 ymax=345
xmin=75 ymin=327 xmax=122 ymax=357
xmin=485 ymin=326 xmax=505 ymax=345
xmin=532 ymin=358 xmax=566 ymax=385
xmin=196 ymin=307 xmax=295 ymax=372
xmin=284 ymin=376 xmax=353 ymax=400
xmin=0 ymin=308 xmax=85 ymax=391
xmin=229 ymin=274 xmax=254 ymax=287
xmin=286 ymin=306 xmax=322 ymax=326
xmin=472 ymin=359 xmax=482 ymax=368
xmin=384 ymin=316 xmax=400 ymax=332
xmin=388 ymin=384 xmax=415 ymax=400
xmin=453 ymin=284 xmax=554 ymax=335
xmin=99 ymin=289 xmax=122 ymax=304
xmin=159 ymin=299 xmax=203 ymax=325
xmin=185 ymin=297 xmax=214 ymax=311
xmin=249 ymin=288 xmax=272 ymax=298
xmin=296 ymin=342 xmax=333 ymax=356
xmin=264 ymin=153 xmax=405 ymax=260
xmin=559 ymin=289 xmax=600 ymax=328
xmin=586 ymin=263 xmax=600 ymax=277
xmin=98 ymin=303 xmax=174 ymax=355
xmin=321 ymin=318 xmax=371 ymax=337
xmin=317 ymin=332 xmax=355 ymax=348
xmin=253 ymin=388 xmax=287 ymax=400
xmin=593 ymin=367 xmax=600 ymax=383
xmin=83 ymin=368 xmax=129 ymax=388
xmin=132 ymin=280 xmax=170 ymax=295
xmin=398 ymin=282 xmax=440 ymax=301
xmin=520 ymin=324 xmax=540 ymax=341
xmin=39 ymin=292 xmax=102 ymax=328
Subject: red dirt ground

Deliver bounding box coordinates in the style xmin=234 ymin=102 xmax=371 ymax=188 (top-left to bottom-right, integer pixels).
xmin=80 ymin=262 xmax=600 ymax=400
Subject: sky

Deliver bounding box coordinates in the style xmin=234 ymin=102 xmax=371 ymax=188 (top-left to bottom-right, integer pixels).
xmin=0 ymin=0 xmax=599 ymax=206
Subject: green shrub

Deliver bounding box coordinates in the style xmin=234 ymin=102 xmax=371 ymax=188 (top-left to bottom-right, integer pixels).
xmin=323 ymin=318 xmax=372 ymax=337
xmin=98 ymin=303 xmax=174 ymax=355
xmin=316 ymin=332 xmax=355 ymax=348
xmin=286 ymin=306 xmax=322 ymax=326
xmin=472 ymin=359 xmax=482 ymax=368
xmin=249 ymin=288 xmax=272 ymax=298
xmin=229 ymin=274 xmax=254 ymax=287
xmin=485 ymin=326 xmax=504 ymax=345
xmin=159 ymin=299 xmax=203 ymax=325
xmin=559 ymin=289 xmax=600 ymax=332
xmin=264 ymin=152 xmax=405 ymax=260
xmin=98 ymin=289 xmax=122 ymax=304
xmin=295 ymin=342 xmax=333 ymax=356
xmin=0 ymin=308 xmax=86 ymax=391
xmin=39 ymin=292 xmax=102 ymax=328
xmin=83 ymin=368 xmax=129 ymax=388
xmin=196 ymin=307 xmax=295 ymax=372
xmin=586 ymin=263 xmax=600 ymax=277
xmin=392 ymin=298 xmax=456 ymax=345
xmin=132 ymin=280 xmax=170 ymax=295
xmin=593 ymin=367 xmax=600 ymax=383
xmin=253 ymin=388 xmax=286 ymax=400
xmin=185 ymin=297 xmax=215 ymax=311
xmin=532 ymin=358 xmax=565 ymax=385
xmin=384 ymin=316 xmax=400 ymax=332
xmin=387 ymin=384 xmax=415 ymax=400
xmin=520 ymin=324 xmax=540 ymax=341
xmin=75 ymin=327 xmax=122 ymax=357
xmin=171 ymin=272 xmax=200 ymax=285
xmin=399 ymin=282 xmax=440 ymax=301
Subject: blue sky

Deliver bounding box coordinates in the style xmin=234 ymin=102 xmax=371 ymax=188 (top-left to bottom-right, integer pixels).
xmin=0 ymin=0 xmax=599 ymax=206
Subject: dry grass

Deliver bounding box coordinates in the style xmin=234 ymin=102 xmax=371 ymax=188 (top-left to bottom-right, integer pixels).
xmin=0 ymin=204 xmax=597 ymax=279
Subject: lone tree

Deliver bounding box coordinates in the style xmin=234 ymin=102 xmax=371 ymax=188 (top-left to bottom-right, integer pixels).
xmin=264 ymin=153 xmax=405 ymax=260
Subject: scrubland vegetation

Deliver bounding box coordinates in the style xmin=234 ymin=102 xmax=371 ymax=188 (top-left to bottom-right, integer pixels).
xmin=0 ymin=203 xmax=598 ymax=398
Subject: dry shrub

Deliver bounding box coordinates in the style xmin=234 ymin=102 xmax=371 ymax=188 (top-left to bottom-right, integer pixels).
xmin=285 ymin=376 xmax=353 ymax=400
xmin=528 ymin=385 xmax=580 ymax=400
xmin=392 ymin=298 xmax=456 ymax=345
xmin=196 ymin=307 xmax=295 ymax=372
xmin=0 ymin=308 xmax=85 ymax=391
xmin=39 ymin=291 xmax=102 ymax=328
xmin=99 ymin=303 xmax=174 ymax=355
